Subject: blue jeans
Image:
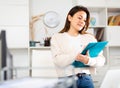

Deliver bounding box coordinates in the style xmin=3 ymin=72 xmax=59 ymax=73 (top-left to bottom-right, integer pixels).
xmin=69 ymin=73 xmax=94 ymax=88
xmin=59 ymin=73 xmax=94 ymax=88
xmin=77 ymin=74 xmax=94 ymax=88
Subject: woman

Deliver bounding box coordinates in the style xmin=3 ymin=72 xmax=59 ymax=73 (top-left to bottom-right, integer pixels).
xmin=51 ymin=5 xmax=105 ymax=88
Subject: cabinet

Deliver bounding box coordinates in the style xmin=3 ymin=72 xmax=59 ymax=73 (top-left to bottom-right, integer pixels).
xmin=31 ymin=48 xmax=57 ymax=77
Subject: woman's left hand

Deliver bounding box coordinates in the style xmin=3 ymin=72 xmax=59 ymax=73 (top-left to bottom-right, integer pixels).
xmin=76 ymin=51 xmax=90 ymax=64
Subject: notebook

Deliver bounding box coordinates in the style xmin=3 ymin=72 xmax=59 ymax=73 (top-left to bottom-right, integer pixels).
xmin=72 ymin=41 xmax=108 ymax=67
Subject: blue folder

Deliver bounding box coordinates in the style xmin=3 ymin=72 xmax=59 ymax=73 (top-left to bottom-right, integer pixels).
xmin=72 ymin=41 xmax=108 ymax=67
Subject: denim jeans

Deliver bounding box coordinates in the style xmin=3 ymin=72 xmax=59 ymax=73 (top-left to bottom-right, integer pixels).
xmin=76 ymin=74 xmax=94 ymax=88
xmin=59 ymin=73 xmax=94 ymax=88
xmin=68 ymin=74 xmax=94 ymax=88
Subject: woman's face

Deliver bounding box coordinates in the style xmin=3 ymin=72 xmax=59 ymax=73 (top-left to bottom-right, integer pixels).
xmin=68 ymin=11 xmax=87 ymax=32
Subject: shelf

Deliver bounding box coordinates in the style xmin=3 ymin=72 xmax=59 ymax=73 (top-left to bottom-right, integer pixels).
xmin=10 ymin=47 xmax=29 ymax=50
xmin=106 ymin=26 xmax=120 ymax=28
xmin=108 ymin=45 xmax=120 ymax=47
xmin=29 ymin=46 xmax=51 ymax=50
xmin=89 ymin=25 xmax=106 ymax=28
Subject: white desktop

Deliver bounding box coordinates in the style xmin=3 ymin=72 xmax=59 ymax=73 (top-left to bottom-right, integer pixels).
xmin=100 ymin=69 xmax=120 ymax=88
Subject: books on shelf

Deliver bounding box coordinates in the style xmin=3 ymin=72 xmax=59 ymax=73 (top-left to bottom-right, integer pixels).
xmin=108 ymin=16 xmax=115 ymax=26
xmin=113 ymin=15 xmax=120 ymax=26
xmin=95 ymin=28 xmax=104 ymax=42
xmin=108 ymin=15 xmax=120 ymax=26
xmin=72 ymin=41 xmax=108 ymax=67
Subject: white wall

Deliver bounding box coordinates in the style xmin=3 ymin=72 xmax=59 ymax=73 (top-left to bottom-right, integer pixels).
xmin=29 ymin=0 xmax=73 ymax=42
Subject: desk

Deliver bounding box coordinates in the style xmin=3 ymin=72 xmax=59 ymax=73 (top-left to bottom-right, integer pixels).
xmin=100 ymin=69 xmax=120 ymax=88
xmin=0 ymin=76 xmax=77 ymax=88
xmin=0 ymin=77 xmax=58 ymax=88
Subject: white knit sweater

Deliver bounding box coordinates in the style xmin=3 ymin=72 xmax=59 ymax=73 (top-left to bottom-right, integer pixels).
xmin=51 ymin=32 xmax=105 ymax=77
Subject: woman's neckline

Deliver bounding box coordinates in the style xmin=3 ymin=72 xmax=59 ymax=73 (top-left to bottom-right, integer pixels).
xmin=64 ymin=32 xmax=81 ymax=38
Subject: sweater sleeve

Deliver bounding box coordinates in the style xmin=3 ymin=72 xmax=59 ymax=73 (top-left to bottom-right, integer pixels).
xmin=51 ymin=34 xmax=78 ymax=68
xmin=84 ymin=34 xmax=106 ymax=67
xmin=85 ymin=50 xmax=105 ymax=67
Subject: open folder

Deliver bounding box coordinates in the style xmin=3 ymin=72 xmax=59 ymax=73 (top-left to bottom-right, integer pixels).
xmin=72 ymin=41 xmax=108 ymax=67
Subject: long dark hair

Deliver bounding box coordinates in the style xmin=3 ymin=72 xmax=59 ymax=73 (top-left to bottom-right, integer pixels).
xmin=60 ymin=5 xmax=90 ymax=34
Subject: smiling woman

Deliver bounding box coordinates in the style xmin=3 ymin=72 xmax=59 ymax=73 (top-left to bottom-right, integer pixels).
xmin=51 ymin=5 xmax=106 ymax=88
